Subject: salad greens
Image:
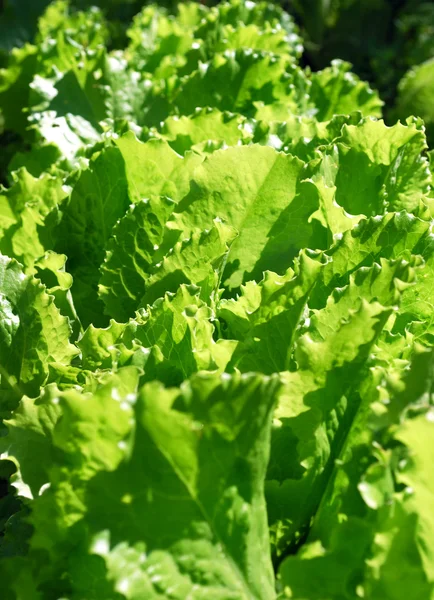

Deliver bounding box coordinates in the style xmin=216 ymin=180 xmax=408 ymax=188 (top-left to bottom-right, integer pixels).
xmin=1 ymin=1 xmax=434 ymax=598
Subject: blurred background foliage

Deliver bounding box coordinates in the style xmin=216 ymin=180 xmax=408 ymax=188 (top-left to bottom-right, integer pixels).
xmin=289 ymin=0 xmax=434 ymax=140
xmin=1 ymin=0 xmax=434 ymax=137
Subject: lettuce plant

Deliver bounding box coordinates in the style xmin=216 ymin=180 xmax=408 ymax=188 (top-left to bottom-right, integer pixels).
xmin=1 ymin=2 xmax=434 ymax=599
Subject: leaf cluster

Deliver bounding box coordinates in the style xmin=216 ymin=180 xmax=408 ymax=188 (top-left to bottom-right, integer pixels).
xmin=1 ymin=2 xmax=434 ymax=599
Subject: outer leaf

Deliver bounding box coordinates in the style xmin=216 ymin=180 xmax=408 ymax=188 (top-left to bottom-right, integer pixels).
xmin=78 ymin=320 xmax=130 ymax=372
xmin=83 ymin=284 xmax=236 ymax=385
xmin=0 ymin=44 xmax=37 ymax=136
xmin=4 ymin=372 xmax=280 ymax=599
xmin=55 ymin=146 xmax=130 ymax=327
xmin=128 ymin=284 xmax=236 ymax=385
xmin=155 ymin=108 xmax=254 ymax=155
xmin=278 ymin=348 xmax=434 ymax=600
xmin=86 ymin=373 xmax=281 ymax=599
xmin=328 ymin=118 xmax=431 ymax=217
xmin=174 ymin=144 xmax=326 ymax=290
xmin=139 ymin=219 xmax=237 ymax=308
xmin=98 ymin=195 xmax=177 ymax=322
xmin=266 ymin=259 xmax=414 ymax=558
xmin=395 ymin=58 xmax=434 ymax=144
xmin=115 ymin=133 xmax=203 ymax=204
xmin=213 ymin=23 xmax=299 ymax=57
xmin=0 ymin=254 xmax=77 ymax=402
xmin=172 ymin=50 xmax=291 ymax=118
xmin=309 ymin=60 xmax=383 ymax=121
xmin=218 ymin=251 xmax=323 ymax=374
xmin=0 ymin=168 xmax=66 ymax=269
xmin=310 ymin=211 xmax=434 ymax=337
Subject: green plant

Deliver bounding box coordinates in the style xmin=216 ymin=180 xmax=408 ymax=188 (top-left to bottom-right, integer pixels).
xmin=1 ymin=2 xmax=434 ymax=598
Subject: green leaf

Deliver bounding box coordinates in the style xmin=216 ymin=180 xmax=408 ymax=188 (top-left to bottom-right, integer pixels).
xmin=126 ymin=4 xmax=197 ymax=73
xmin=253 ymin=60 xmax=381 ymax=126
xmin=1 ymin=385 xmax=63 ymax=499
xmin=268 ymin=296 xmax=393 ymax=559
xmin=309 ymin=60 xmax=383 ymax=121
xmin=83 ymin=284 xmax=236 ymax=385
xmin=0 ymin=254 xmax=78 ymax=402
xmin=5 ymin=372 xmax=280 ymax=599
xmin=311 ymin=257 xmax=416 ymax=340
xmin=218 ymin=251 xmax=323 ymax=374
xmin=33 ymin=251 xmax=79 ymax=337
xmin=309 ymin=210 xmax=434 ymax=338
xmin=213 ymin=23 xmax=299 ymax=57
xmin=103 ymin=52 xmax=152 ymax=127
xmin=155 ymin=108 xmax=254 ymax=155
xmin=252 ymin=63 xmax=311 ymax=122
xmin=398 ymin=233 xmax=434 ymax=338
xmin=55 ymin=145 xmax=130 ymax=327
xmin=18 ymin=3 xmax=111 ymax=163
xmin=316 ymin=211 xmax=430 ymax=301
xmin=0 ymin=44 xmax=37 ymax=136
xmin=127 ymin=284 xmax=236 ymax=385
xmin=172 ymin=50 xmax=291 ymax=117
xmin=0 ymin=168 xmax=66 ymax=269
xmin=197 ymin=0 xmax=301 ymax=44
xmin=396 ymin=58 xmax=434 ymax=144
xmin=33 ymin=1 xmax=108 ymax=82
xmin=325 ymin=118 xmax=431 ymax=217
xmin=78 ymin=320 xmax=129 ymax=372
xmin=115 ymin=133 xmax=203 ymax=204
xmin=366 ymin=412 xmax=434 ymax=599
xmin=266 ymin=258 xmax=414 ymax=558
xmin=55 ymin=135 xmax=202 ymax=327
xmin=253 ymin=112 xmax=363 ymax=162
xmin=41 ymin=63 xmax=107 ymax=129
xmin=2 ymin=0 xmax=434 ymax=596
xmin=7 ymin=144 xmax=61 ymax=178
xmin=139 ymin=219 xmax=237 ymax=308
xmin=174 ymin=144 xmax=326 ymax=290
xmin=278 ymin=347 xmax=434 ymax=600
xmin=98 ymin=195 xmax=177 ymax=322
